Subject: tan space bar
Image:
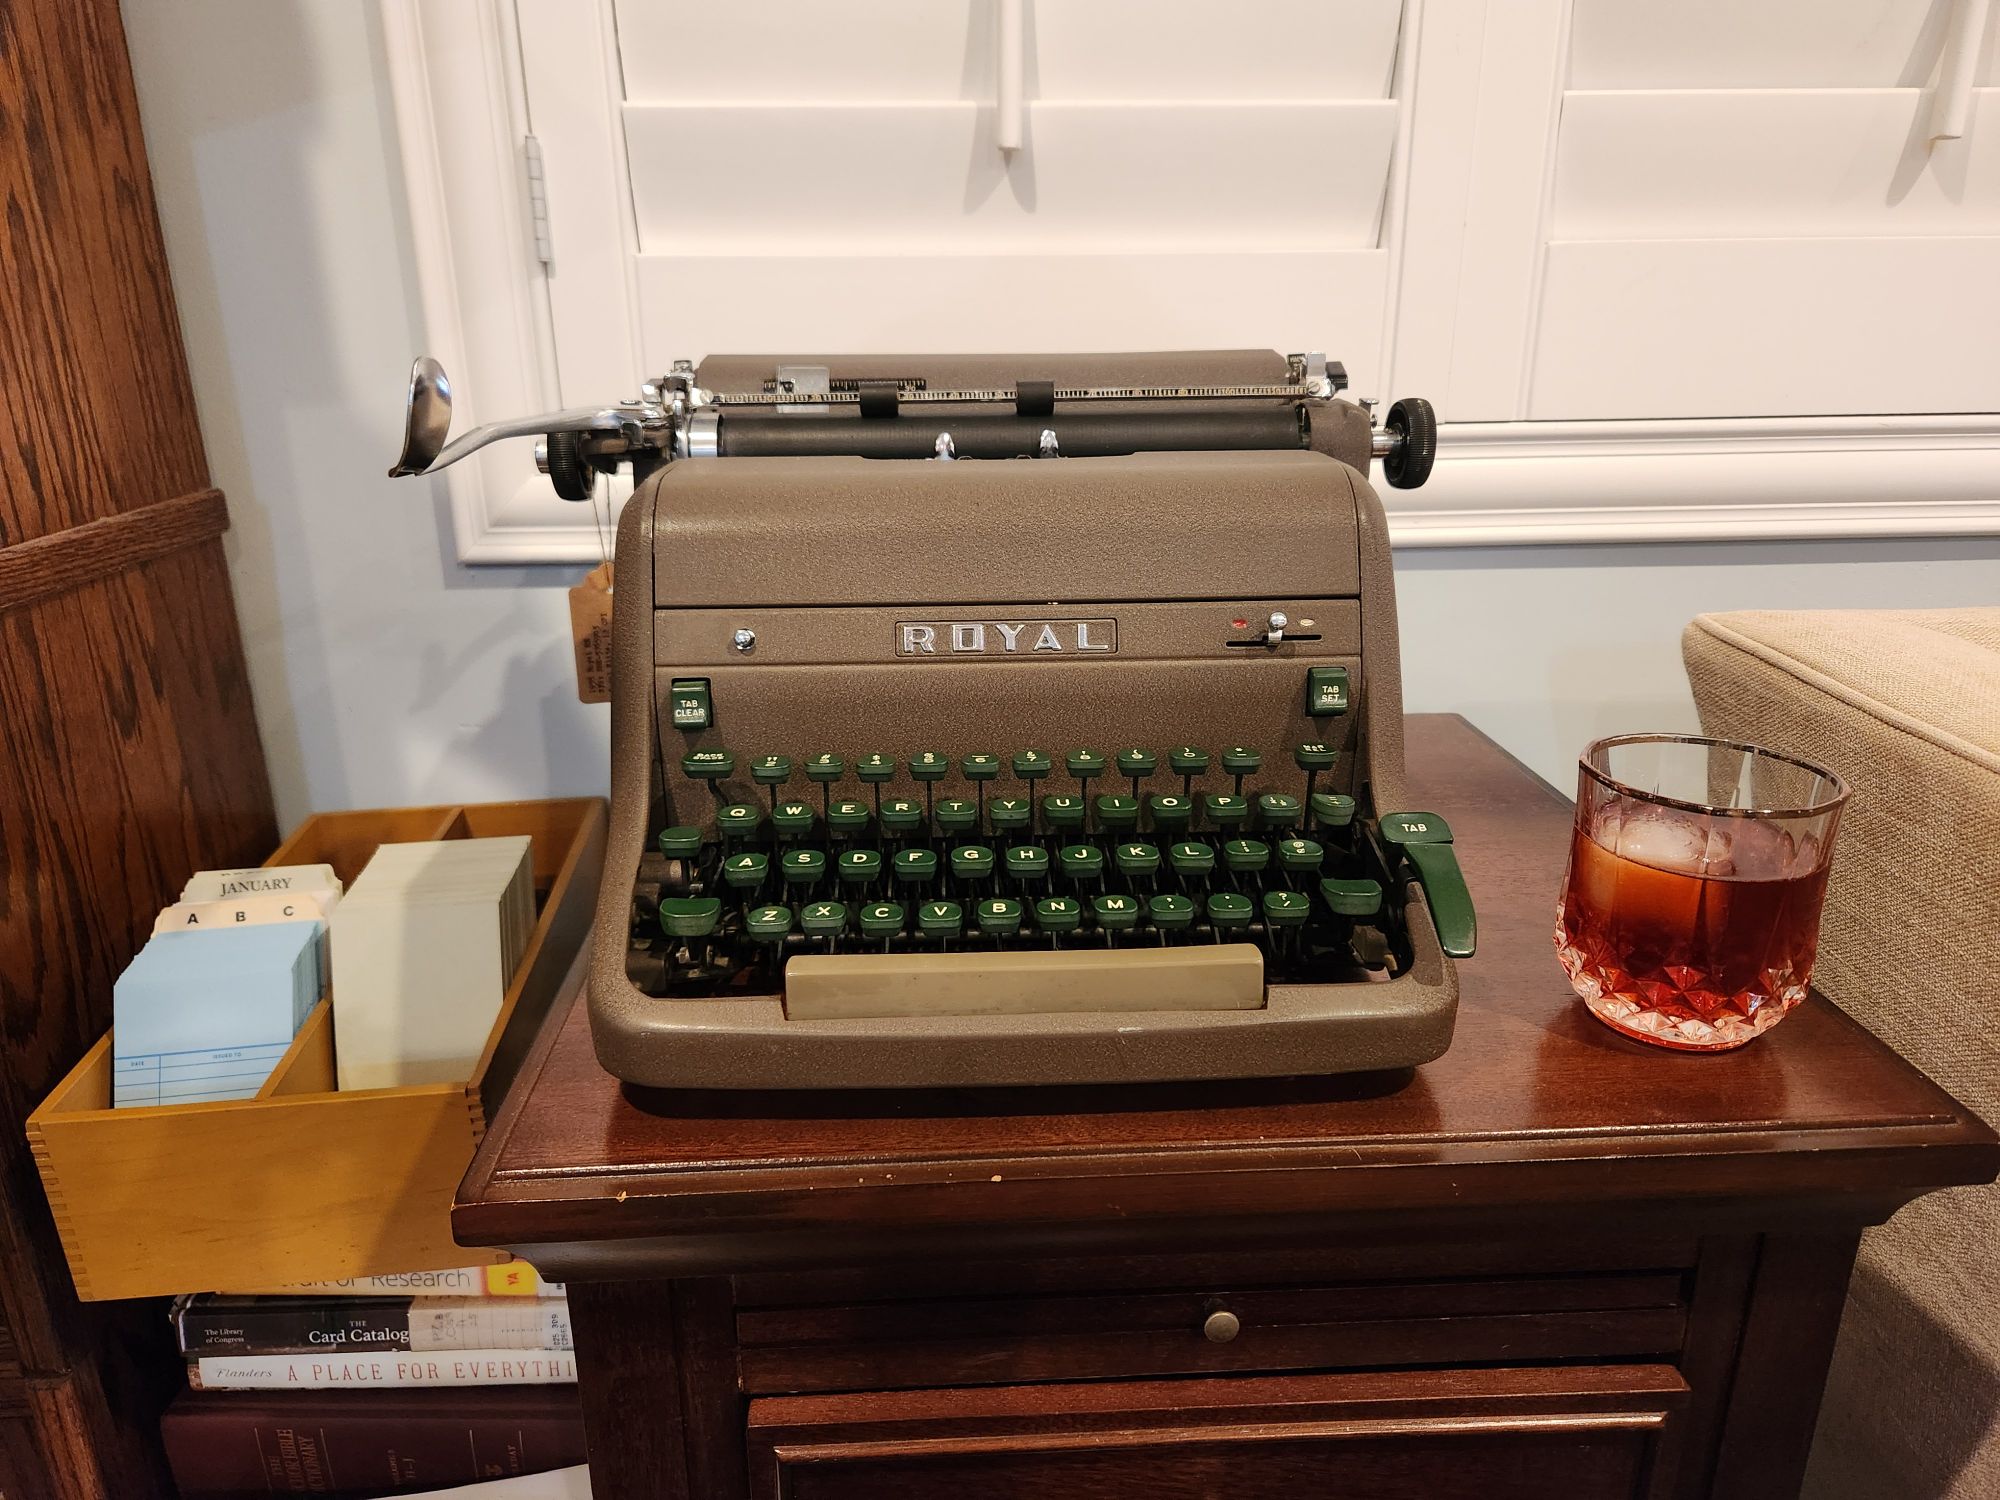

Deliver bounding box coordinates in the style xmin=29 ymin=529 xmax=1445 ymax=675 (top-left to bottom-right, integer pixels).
xmin=783 ymin=944 xmax=1265 ymax=1021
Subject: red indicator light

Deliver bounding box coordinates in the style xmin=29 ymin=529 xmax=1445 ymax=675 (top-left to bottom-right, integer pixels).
xmin=1230 ymin=617 xmax=1248 ymax=629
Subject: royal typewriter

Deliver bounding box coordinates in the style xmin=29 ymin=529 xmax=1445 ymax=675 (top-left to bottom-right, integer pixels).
xmin=391 ymin=350 xmax=1473 ymax=1089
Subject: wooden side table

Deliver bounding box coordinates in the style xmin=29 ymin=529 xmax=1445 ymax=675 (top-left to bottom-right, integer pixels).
xmin=457 ymin=715 xmax=1997 ymax=1500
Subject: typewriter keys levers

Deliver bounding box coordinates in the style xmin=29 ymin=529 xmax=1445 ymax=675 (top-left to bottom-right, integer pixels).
xmin=392 ymin=350 xmax=1473 ymax=1089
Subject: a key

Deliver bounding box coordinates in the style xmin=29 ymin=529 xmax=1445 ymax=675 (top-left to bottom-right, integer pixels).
xmin=975 ymin=895 xmax=1025 ymax=939
xmin=949 ymin=844 xmax=996 ymax=888
xmin=1263 ymin=889 xmax=1311 ymax=930
xmin=1148 ymin=892 xmax=1196 ymax=939
xmin=723 ymin=851 xmax=768 ymax=891
xmin=682 ymin=748 xmax=735 ymax=781
xmin=917 ymin=899 xmax=963 ymax=942
xmin=1094 ymin=794 xmax=1140 ymax=833
xmin=962 ymin=752 xmax=1001 ymax=821
xmin=989 ymin=796 xmax=1032 ymax=834
xmin=1147 ymin=792 xmax=1193 ymax=836
xmin=911 ymin=750 xmax=949 ymax=821
xmin=717 ymin=802 xmax=763 ymax=840
xmin=1256 ymin=792 xmax=1303 ymax=831
xmin=1207 ymin=890 xmax=1255 ymax=934
xmin=800 ymin=899 xmax=848 ymax=939
xmin=1115 ymin=840 xmax=1162 ymax=880
xmin=838 ymin=847 xmax=883 ymax=890
xmin=1117 ymin=748 xmax=1157 ymax=797
xmin=772 ymin=800 xmax=817 ymax=839
xmin=1066 ymin=748 xmax=1106 ymax=790
xmin=859 ymin=900 xmax=905 ymax=944
xmin=1006 ymin=844 xmax=1051 ymax=888
xmin=1223 ymin=838 xmax=1271 ymax=876
xmin=806 ymin=752 xmax=846 ymax=819
xmin=1041 ymin=794 xmax=1086 ymax=835
xmin=1034 ymin=895 xmax=1082 ymax=941
xmin=1220 ymin=746 xmax=1262 ymax=796
xmin=1203 ymin=793 xmax=1249 ymax=832
xmin=1012 ymin=749 xmax=1052 ymax=784
xmin=893 ymin=847 xmax=939 ymax=888
xmin=751 ymin=754 xmax=793 ymax=791
xmin=1306 ymin=665 xmax=1350 ymax=718
xmin=1377 ymin=811 xmax=1476 ymax=958
xmin=746 ymin=904 xmax=793 ymax=944
xmin=828 ymin=798 xmax=872 ymax=837
xmin=880 ymin=797 xmax=925 ymax=838
xmin=1320 ymin=876 xmax=1384 ymax=917
xmin=781 ymin=848 xmax=826 ymax=889
xmin=658 ymin=896 xmax=721 ymax=938
xmin=1092 ymin=893 xmax=1141 ymax=938
xmin=1311 ymin=792 xmax=1358 ymax=831
xmin=657 ymin=825 xmax=702 ymax=858
xmin=935 ymin=798 xmax=979 ymax=836
xmin=1059 ymin=843 xmax=1105 ymax=884
xmin=1277 ymin=837 xmax=1325 ymax=878
xmin=1169 ymin=840 xmax=1216 ymax=880
xmin=1293 ymin=742 xmax=1336 ymax=806
xmin=1169 ymin=745 xmax=1210 ymax=797
xmin=857 ymin=752 xmax=896 ymax=820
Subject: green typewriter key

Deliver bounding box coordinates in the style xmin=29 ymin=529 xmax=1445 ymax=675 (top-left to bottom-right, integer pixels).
xmin=1277 ymin=837 xmax=1325 ymax=877
xmin=1148 ymin=892 xmax=1196 ymax=940
xmin=805 ymin=753 xmax=846 ymax=782
xmin=1092 ymin=893 xmax=1141 ymax=939
xmin=745 ymin=904 xmax=794 ymax=943
xmin=857 ymin=752 xmax=897 ymax=783
xmin=1223 ymin=838 xmax=1271 ymax=876
xmin=1094 ymin=794 xmax=1140 ymax=833
xmin=838 ymin=847 xmax=883 ymax=889
xmin=1034 ymin=895 xmax=1082 ymax=941
xmin=772 ymin=800 xmax=817 ymax=839
xmin=1117 ymin=748 xmax=1158 ymax=795
xmin=880 ymin=797 xmax=925 ymax=838
xmin=682 ymin=748 xmax=735 ymax=780
xmin=859 ymin=900 xmax=905 ymax=944
xmin=910 ymin=750 xmax=949 ymax=782
xmin=989 ymin=796 xmax=1032 ymax=834
xmin=658 ymin=896 xmax=721 ymax=939
xmin=722 ymin=851 xmax=768 ymax=891
xmin=1263 ymin=889 xmax=1312 ymax=929
xmin=949 ymin=844 xmax=995 ymax=887
xmin=1294 ymin=742 xmax=1337 ymax=804
xmin=1310 ymin=792 xmax=1359 ymax=831
xmin=751 ymin=754 xmax=793 ymax=789
xmin=975 ymin=896 xmax=1025 ymax=939
xmin=800 ymin=899 xmax=848 ymax=943
xmin=1041 ymin=794 xmax=1086 ymax=834
xmin=1256 ymin=792 xmax=1303 ymax=831
xmin=1207 ymin=890 xmax=1255 ymax=934
xmin=892 ymin=847 xmax=939 ymax=887
xmin=1059 ymin=844 xmax=1105 ymax=884
xmin=1115 ymin=841 xmax=1162 ymax=879
xmin=935 ymin=798 xmax=979 ymax=836
xmin=781 ymin=848 xmax=827 ymax=889
xmin=717 ymin=802 xmax=763 ymax=840
xmin=1203 ymin=793 xmax=1249 ymax=831
xmin=657 ymin=825 xmax=703 ymax=858
xmin=917 ymin=899 xmax=963 ymax=942
xmin=1220 ymin=745 xmax=1262 ymax=794
xmin=1065 ymin=748 xmax=1107 ymax=788
xmin=1147 ymin=792 xmax=1193 ymax=835
xmin=962 ymin=753 xmax=1002 ymax=781
xmin=828 ymin=798 xmax=872 ymax=837
xmin=1169 ymin=745 xmax=1210 ymax=795
xmin=1012 ymin=749 xmax=1052 ymax=783
xmin=1005 ymin=844 xmax=1050 ymax=887
xmin=1320 ymin=876 xmax=1384 ymax=917
xmin=1169 ymin=840 xmax=1216 ymax=880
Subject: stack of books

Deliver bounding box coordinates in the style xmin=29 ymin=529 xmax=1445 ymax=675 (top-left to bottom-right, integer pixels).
xmin=162 ymin=1262 xmax=583 ymax=1498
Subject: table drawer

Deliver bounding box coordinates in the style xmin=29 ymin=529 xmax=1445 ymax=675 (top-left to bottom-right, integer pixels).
xmin=737 ymin=1265 xmax=1689 ymax=1395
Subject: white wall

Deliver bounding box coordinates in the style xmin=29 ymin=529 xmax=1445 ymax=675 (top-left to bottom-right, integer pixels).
xmin=124 ymin=2 xmax=2000 ymax=827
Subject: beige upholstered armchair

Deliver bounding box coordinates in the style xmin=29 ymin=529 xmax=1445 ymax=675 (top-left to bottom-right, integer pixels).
xmin=1684 ymin=609 xmax=2000 ymax=1500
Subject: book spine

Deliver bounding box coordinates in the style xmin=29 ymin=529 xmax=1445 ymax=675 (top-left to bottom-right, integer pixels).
xmin=189 ymin=1350 xmax=578 ymax=1390
xmin=178 ymin=1298 xmax=574 ymax=1356
xmin=410 ymin=1298 xmax=573 ymax=1353
xmin=243 ymin=1265 xmax=564 ymax=1298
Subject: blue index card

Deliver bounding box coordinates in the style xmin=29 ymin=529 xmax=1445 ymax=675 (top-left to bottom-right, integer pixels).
xmin=112 ymin=921 xmax=323 ymax=1109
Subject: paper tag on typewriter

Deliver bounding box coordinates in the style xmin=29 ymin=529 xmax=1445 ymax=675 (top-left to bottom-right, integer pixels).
xmin=568 ymin=561 xmax=614 ymax=703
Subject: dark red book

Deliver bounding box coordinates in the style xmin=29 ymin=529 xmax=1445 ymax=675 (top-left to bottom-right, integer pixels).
xmin=160 ymin=1385 xmax=585 ymax=1498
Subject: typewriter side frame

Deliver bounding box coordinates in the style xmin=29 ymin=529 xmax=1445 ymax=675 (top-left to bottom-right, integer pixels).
xmin=587 ymin=451 xmax=1456 ymax=1090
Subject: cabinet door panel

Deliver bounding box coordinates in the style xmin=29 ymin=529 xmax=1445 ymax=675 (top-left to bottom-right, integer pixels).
xmin=748 ymin=1365 xmax=1686 ymax=1500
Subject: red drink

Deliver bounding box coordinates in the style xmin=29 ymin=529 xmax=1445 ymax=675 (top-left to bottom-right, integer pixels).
xmin=1556 ymin=803 xmax=1832 ymax=1050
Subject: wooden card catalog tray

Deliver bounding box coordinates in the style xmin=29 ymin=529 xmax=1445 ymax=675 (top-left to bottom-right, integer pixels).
xmin=26 ymin=799 xmax=605 ymax=1302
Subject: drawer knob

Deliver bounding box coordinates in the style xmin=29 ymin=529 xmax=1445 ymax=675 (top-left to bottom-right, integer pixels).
xmin=1202 ymin=1308 xmax=1241 ymax=1344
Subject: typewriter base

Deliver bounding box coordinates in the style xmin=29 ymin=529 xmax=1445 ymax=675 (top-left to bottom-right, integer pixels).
xmin=456 ymin=716 xmax=2000 ymax=1500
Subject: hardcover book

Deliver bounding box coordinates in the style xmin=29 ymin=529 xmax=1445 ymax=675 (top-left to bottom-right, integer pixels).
xmin=189 ymin=1349 xmax=578 ymax=1391
xmin=174 ymin=1294 xmax=573 ymax=1356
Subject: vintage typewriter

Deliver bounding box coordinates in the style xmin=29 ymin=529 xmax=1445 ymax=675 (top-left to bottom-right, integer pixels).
xmin=391 ymin=350 xmax=1473 ymax=1089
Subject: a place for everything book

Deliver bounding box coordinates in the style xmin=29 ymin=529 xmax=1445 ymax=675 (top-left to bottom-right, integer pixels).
xmin=188 ymin=1349 xmax=578 ymax=1391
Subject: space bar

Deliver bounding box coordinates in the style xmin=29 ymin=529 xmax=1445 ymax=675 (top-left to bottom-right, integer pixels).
xmin=783 ymin=943 xmax=1265 ymax=1021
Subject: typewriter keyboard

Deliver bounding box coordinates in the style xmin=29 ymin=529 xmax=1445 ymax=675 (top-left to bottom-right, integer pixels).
xmin=627 ymin=745 xmax=1439 ymax=999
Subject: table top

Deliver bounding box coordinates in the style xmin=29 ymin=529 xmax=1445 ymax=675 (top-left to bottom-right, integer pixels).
xmin=457 ymin=715 xmax=1997 ymax=1271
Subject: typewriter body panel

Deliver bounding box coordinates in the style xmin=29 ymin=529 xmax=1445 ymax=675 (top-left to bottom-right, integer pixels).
xmin=580 ymin=353 xmax=1467 ymax=1090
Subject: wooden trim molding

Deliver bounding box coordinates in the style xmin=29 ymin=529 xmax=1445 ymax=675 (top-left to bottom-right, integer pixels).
xmin=0 ymin=488 xmax=228 ymax=614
